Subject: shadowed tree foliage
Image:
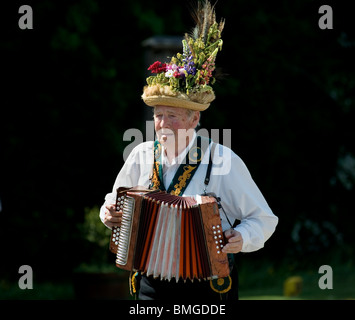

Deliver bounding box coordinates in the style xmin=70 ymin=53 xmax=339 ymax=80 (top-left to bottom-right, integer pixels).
xmin=1 ymin=0 xmax=354 ymax=280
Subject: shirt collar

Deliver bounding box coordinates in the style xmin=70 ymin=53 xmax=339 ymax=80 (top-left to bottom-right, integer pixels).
xmin=162 ymin=131 xmax=197 ymax=166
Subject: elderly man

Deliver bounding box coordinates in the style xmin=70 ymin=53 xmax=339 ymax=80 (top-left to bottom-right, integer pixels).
xmin=100 ymin=1 xmax=278 ymax=300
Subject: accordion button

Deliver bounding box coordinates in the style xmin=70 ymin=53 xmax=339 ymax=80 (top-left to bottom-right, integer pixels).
xmin=217 ymin=251 xmax=221 ymax=254
xmin=212 ymin=226 xmax=216 ymax=229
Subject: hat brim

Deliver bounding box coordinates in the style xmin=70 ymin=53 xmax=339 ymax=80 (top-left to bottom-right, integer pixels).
xmin=143 ymin=95 xmax=210 ymax=111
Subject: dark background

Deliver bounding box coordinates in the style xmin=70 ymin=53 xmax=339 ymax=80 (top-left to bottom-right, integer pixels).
xmin=1 ymin=0 xmax=354 ymax=294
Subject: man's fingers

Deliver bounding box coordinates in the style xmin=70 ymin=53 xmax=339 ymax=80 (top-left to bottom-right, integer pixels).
xmin=103 ymin=204 xmax=123 ymax=228
xmin=224 ymin=229 xmax=241 ymax=240
xmin=227 ymin=230 xmax=243 ymax=242
xmin=222 ymin=229 xmax=243 ymax=254
xmin=105 ymin=204 xmax=116 ymax=211
xmin=108 ymin=210 xmax=122 ymax=217
xmin=105 ymin=204 xmax=122 ymax=216
xmin=107 ymin=215 xmax=121 ymax=223
xmin=227 ymin=234 xmax=242 ymax=243
xmin=223 ymin=237 xmax=243 ymax=252
xmin=222 ymin=242 xmax=242 ymax=253
xmin=104 ymin=213 xmax=122 ymax=228
xmin=224 ymin=229 xmax=233 ymax=238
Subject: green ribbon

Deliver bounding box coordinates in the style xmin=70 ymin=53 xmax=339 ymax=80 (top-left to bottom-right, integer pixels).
xmin=150 ymin=136 xmax=208 ymax=196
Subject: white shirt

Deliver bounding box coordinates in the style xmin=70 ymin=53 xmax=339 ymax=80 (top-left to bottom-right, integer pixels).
xmin=100 ymin=137 xmax=278 ymax=253
xmin=161 ymin=131 xmax=198 ymax=189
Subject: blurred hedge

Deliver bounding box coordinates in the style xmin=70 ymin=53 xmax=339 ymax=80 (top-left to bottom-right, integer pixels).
xmin=1 ymin=0 xmax=354 ymax=280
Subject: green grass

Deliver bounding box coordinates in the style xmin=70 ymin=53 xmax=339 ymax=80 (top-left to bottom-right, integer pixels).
xmin=238 ymin=254 xmax=355 ymax=300
xmin=0 ymin=280 xmax=75 ymax=300
xmin=1 ymin=252 xmax=354 ymax=300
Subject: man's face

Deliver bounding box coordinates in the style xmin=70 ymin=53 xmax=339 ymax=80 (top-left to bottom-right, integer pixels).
xmin=154 ymin=105 xmax=199 ymax=151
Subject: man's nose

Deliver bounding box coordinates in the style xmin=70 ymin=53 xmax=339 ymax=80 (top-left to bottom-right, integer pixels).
xmin=160 ymin=115 xmax=170 ymax=128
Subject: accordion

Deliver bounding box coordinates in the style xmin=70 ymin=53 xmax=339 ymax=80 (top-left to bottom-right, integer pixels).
xmin=109 ymin=187 xmax=230 ymax=282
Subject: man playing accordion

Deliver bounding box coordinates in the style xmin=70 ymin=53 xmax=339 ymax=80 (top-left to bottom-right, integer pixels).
xmin=100 ymin=1 xmax=278 ymax=300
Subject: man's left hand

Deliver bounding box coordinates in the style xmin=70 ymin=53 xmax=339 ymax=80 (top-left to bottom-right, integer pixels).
xmin=222 ymin=229 xmax=243 ymax=254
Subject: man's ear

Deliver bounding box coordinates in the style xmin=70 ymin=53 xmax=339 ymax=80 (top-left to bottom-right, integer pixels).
xmin=192 ymin=111 xmax=200 ymax=128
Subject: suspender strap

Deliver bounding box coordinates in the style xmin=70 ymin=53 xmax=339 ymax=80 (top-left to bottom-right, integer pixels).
xmin=204 ymin=141 xmax=216 ymax=187
xmin=203 ymin=142 xmax=237 ymax=229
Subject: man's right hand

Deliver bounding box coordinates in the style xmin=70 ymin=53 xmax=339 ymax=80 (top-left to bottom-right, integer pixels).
xmin=103 ymin=204 xmax=122 ymax=228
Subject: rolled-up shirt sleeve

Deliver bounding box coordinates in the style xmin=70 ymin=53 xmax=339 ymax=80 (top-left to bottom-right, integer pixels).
xmin=99 ymin=142 xmax=153 ymax=225
xmin=215 ymin=147 xmax=278 ymax=252
xmin=99 ymin=148 xmax=139 ymax=225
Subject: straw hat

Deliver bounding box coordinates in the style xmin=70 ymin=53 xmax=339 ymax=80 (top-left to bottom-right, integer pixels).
xmin=142 ymin=84 xmax=215 ymax=111
xmin=141 ymin=0 xmax=224 ymax=112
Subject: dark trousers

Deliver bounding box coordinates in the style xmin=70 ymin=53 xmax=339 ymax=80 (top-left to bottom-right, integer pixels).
xmin=137 ymin=260 xmax=238 ymax=301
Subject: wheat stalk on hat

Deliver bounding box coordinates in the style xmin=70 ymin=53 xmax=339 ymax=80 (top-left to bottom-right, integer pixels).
xmin=142 ymin=0 xmax=225 ymax=111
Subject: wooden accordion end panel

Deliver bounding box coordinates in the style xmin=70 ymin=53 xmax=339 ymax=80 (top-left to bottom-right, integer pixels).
xmin=109 ymin=187 xmax=230 ymax=282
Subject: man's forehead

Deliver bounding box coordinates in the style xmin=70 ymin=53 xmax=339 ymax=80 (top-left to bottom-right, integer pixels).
xmin=154 ymin=106 xmax=189 ymax=114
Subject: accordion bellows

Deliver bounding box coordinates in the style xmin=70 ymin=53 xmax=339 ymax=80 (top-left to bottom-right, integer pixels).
xmin=110 ymin=187 xmax=230 ymax=282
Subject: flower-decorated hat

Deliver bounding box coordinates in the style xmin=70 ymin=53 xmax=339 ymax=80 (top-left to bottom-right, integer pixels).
xmin=142 ymin=0 xmax=225 ymax=111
